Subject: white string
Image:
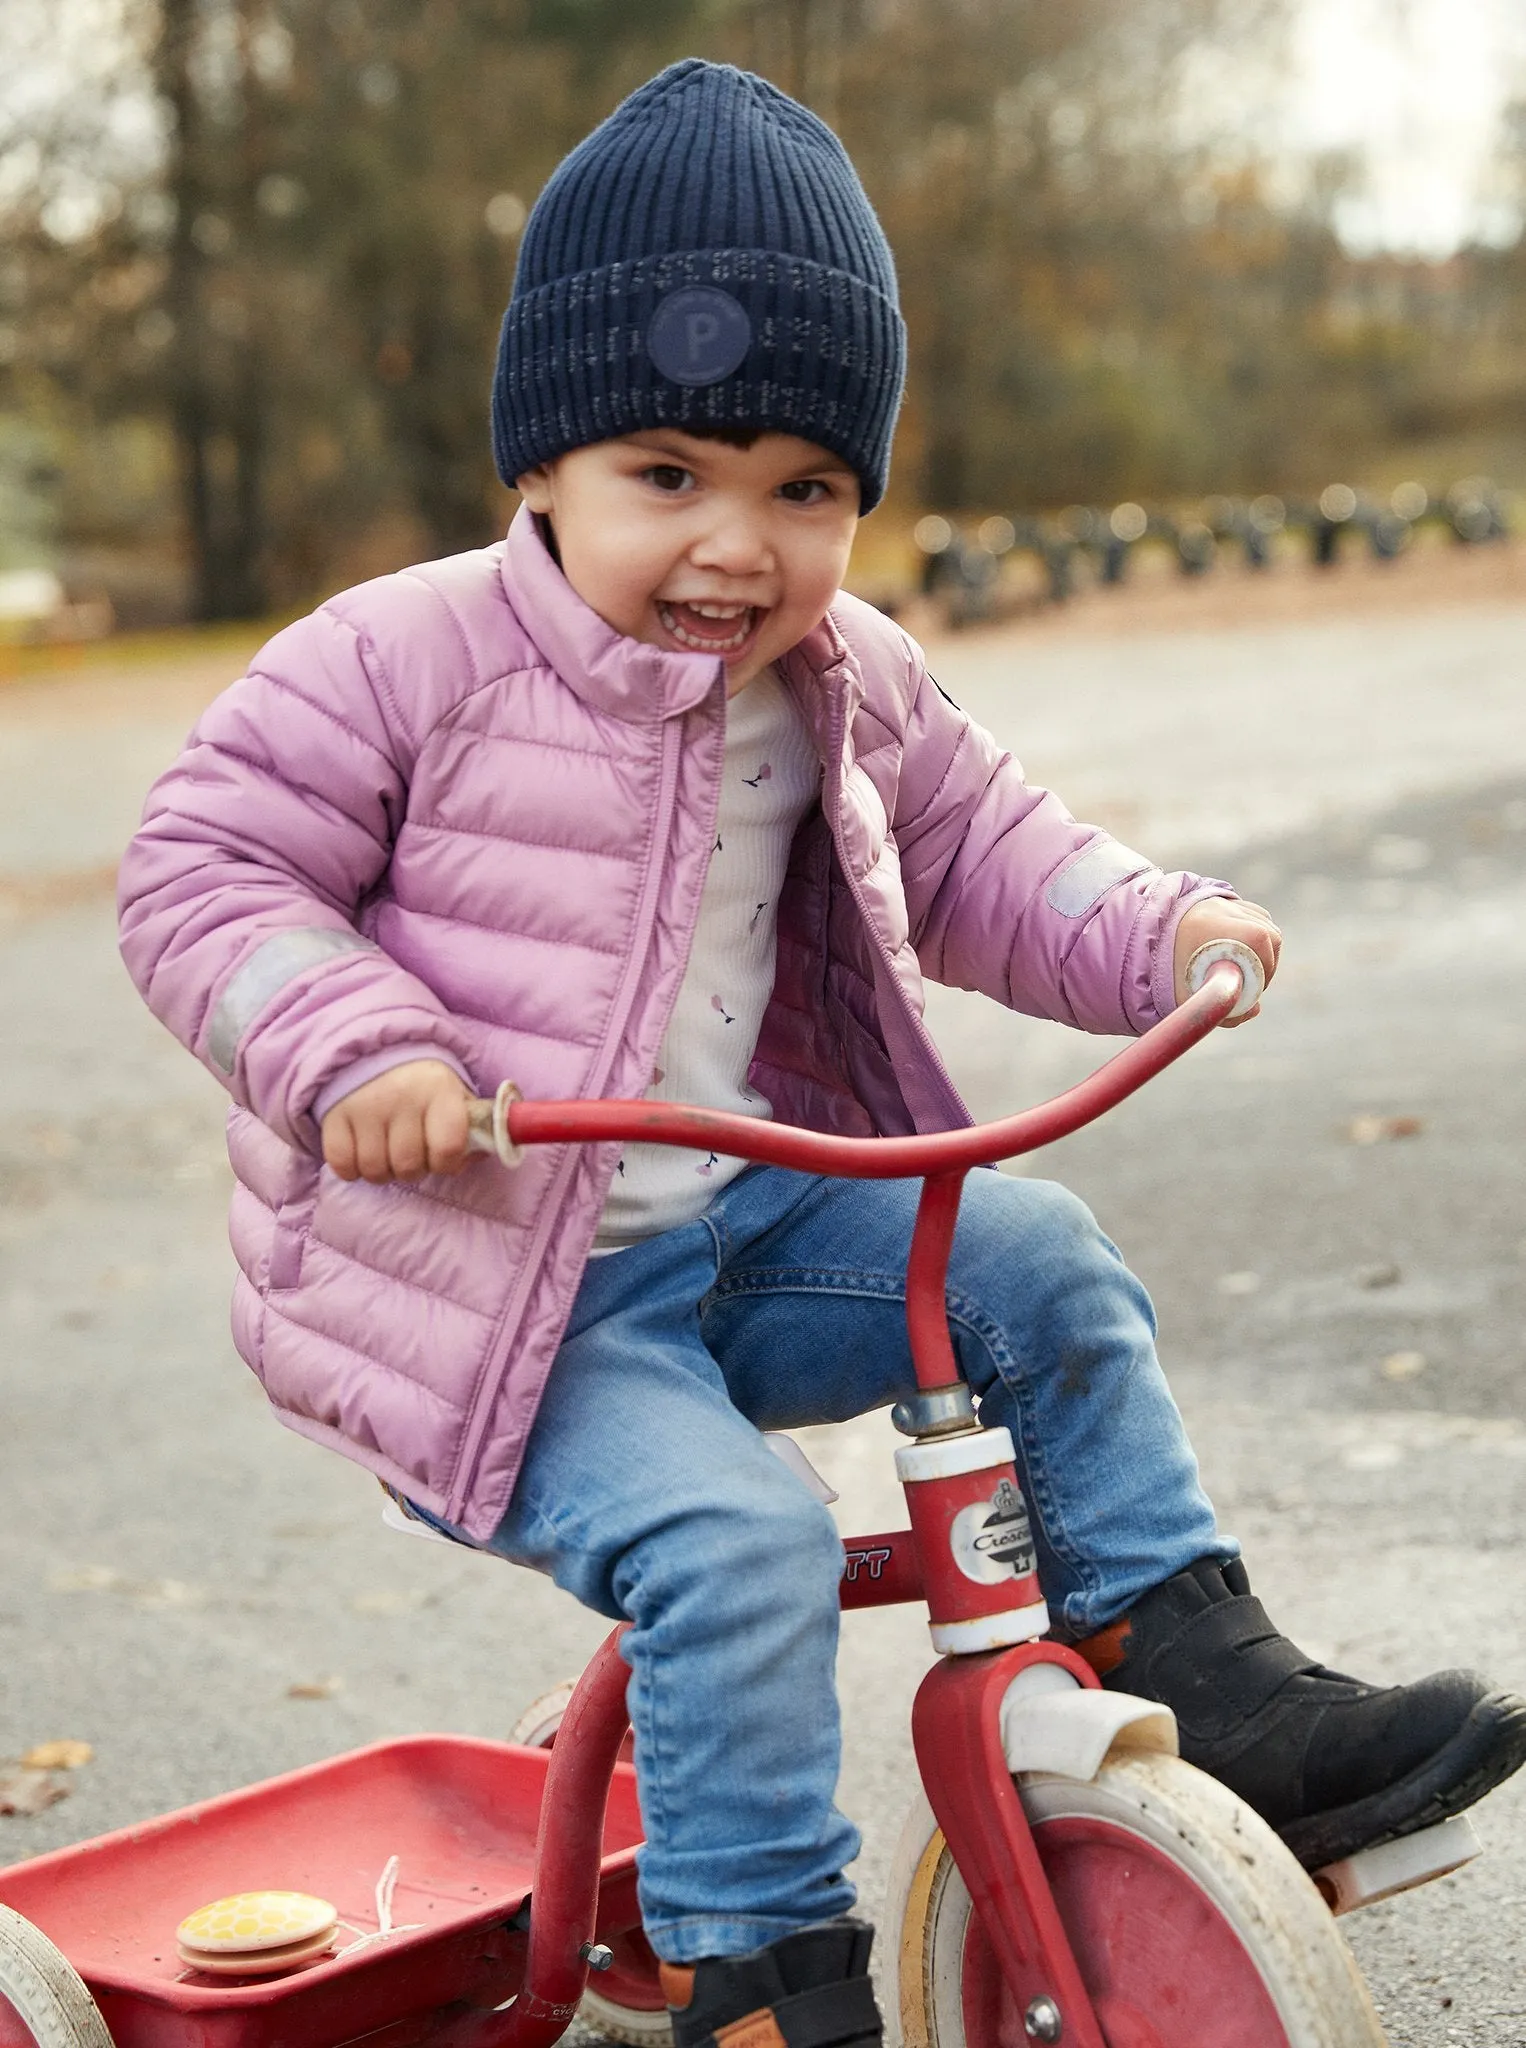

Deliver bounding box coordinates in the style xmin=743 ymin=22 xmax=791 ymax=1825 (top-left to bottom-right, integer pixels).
xmin=336 ymin=1855 xmax=424 ymax=1958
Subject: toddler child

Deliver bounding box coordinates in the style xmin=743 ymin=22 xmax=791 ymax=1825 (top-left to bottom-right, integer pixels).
xmin=119 ymin=59 xmax=1525 ymax=2048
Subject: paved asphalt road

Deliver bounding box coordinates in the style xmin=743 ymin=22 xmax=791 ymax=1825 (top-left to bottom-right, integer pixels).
xmin=2 ymin=584 xmax=1525 ymax=2044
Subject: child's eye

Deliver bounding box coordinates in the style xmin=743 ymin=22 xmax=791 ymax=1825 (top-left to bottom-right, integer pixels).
xmin=779 ymin=478 xmax=831 ymax=505
xmin=643 ymin=465 xmax=694 ymax=493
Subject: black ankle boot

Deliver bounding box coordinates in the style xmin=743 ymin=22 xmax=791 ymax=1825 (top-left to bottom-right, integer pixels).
xmin=1077 ymin=1557 xmax=1526 ymax=1870
xmin=661 ymin=1918 xmax=882 ymax=2048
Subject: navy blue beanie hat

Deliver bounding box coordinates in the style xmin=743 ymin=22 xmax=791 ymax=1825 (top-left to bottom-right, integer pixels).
xmin=491 ymin=60 xmax=906 ymax=511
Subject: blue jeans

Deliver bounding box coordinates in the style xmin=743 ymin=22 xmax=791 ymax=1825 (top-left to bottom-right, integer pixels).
xmin=433 ymin=1166 xmax=1232 ymax=1962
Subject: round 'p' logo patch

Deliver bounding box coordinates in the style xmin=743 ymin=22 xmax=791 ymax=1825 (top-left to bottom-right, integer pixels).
xmin=647 ymin=286 xmax=751 ymax=387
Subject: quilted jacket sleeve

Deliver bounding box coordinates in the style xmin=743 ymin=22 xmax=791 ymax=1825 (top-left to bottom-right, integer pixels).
xmin=118 ymin=602 xmax=477 ymax=1154
xmin=893 ymin=664 xmax=1234 ymax=1037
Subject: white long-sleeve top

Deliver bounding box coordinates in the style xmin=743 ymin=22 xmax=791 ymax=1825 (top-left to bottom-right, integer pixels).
xmin=593 ymin=666 xmax=822 ymax=1250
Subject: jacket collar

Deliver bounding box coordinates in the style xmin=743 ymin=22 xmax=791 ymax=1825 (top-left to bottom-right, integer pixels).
xmin=501 ymin=504 xmax=720 ymax=724
xmin=501 ymin=503 xmax=865 ymax=751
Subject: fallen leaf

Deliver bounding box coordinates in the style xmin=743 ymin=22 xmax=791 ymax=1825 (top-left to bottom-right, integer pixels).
xmin=1342 ymin=1441 xmax=1405 ymax=1471
xmin=20 ymin=1740 xmax=92 ymax=1770
xmin=133 ymin=1578 xmax=204 ymax=1610
xmin=48 ymin=1567 xmax=204 ymax=1608
xmin=50 ymin=1565 xmax=126 ymax=1593
xmin=1344 ymin=1115 xmax=1425 ymax=1146
xmin=96 ymin=1263 xmax=152 ymax=1292
xmin=1353 ymin=1260 xmax=1402 ymax=1289
xmin=0 ymin=1771 xmax=68 ymax=1816
xmin=287 ymin=1677 xmax=342 ymax=1700
xmin=1382 ymin=1350 xmax=1428 ymax=1381
xmin=30 ymin=1125 xmax=80 ymax=1160
xmin=1217 ymin=1270 xmax=1261 ymax=1297
xmin=349 ymin=1589 xmax=432 ymax=1616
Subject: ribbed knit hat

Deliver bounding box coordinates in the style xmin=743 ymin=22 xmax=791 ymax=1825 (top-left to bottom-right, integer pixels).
xmin=491 ymin=60 xmax=905 ymax=510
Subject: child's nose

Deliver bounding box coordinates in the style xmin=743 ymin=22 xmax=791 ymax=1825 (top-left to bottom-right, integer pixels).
xmin=690 ymin=514 xmax=775 ymax=579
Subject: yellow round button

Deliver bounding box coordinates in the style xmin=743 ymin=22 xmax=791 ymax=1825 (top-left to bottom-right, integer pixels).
xmin=176 ymin=1891 xmax=338 ymax=1956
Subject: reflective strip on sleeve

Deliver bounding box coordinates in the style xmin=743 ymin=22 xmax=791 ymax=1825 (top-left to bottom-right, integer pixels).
xmin=207 ymin=927 xmax=379 ymax=1074
xmin=1044 ymin=838 xmax=1156 ymax=918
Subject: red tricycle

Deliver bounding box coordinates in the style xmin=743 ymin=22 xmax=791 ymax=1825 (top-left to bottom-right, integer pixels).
xmin=0 ymin=944 xmax=1480 ymax=2048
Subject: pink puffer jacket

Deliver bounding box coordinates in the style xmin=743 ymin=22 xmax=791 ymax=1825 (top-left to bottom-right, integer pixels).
xmin=119 ymin=507 xmax=1230 ymax=1540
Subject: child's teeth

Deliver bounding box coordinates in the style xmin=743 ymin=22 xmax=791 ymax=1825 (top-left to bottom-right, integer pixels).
xmin=659 ymin=602 xmax=754 ymax=652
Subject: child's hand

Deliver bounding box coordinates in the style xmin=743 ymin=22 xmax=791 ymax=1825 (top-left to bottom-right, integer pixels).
xmin=1172 ymin=899 xmax=1282 ymax=1027
xmin=321 ymin=1059 xmax=473 ymax=1182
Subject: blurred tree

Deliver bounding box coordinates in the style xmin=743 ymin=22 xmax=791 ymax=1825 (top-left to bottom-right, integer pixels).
xmin=140 ymin=0 xmax=715 ymax=608
xmin=814 ymin=0 xmax=1314 ymax=507
xmin=154 ymin=0 xmax=268 ymax=617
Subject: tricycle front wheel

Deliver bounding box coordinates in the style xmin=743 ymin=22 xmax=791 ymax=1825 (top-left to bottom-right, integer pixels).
xmin=888 ymin=1750 xmax=1387 ymax=2048
xmin=0 ymin=1905 xmax=113 ymax=2048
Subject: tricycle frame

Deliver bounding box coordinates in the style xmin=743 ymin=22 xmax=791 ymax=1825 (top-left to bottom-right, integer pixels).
xmin=471 ymin=958 xmax=1250 ymax=2048
xmin=1 ymin=958 xmax=1254 ymax=2048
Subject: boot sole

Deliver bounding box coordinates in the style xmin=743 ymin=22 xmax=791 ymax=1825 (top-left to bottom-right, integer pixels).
xmin=1278 ymin=1689 xmax=1526 ymax=1871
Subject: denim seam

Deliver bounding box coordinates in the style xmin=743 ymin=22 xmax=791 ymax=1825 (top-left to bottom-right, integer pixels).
xmin=629 ymin=1594 xmax=673 ymax=1850
xmin=941 ymin=1289 xmax=1101 ymax=1626
xmin=706 ymin=1264 xmax=905 ymax=1303
xmin=702 ymin=1208 xmax=729 ymax=1267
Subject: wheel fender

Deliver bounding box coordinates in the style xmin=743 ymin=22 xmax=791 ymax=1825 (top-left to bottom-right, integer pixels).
xmin=1000 ymin=1663 xmax=1177 ymax=1780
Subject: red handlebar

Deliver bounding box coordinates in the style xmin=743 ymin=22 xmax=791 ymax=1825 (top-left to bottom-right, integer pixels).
xmin=469 ymin=956 xmax=1248 ymax=1177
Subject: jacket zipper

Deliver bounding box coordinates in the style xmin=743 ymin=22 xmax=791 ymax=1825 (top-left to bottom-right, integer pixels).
xmin=446 ymin=706 xmax=695 ymax=1523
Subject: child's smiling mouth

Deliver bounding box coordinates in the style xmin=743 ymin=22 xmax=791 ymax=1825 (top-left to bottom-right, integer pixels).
xmin=656 ymin=599 xmax=763 ymax=656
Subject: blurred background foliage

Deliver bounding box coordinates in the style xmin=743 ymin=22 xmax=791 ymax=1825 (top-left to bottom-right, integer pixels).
xmin=2 ymin=0 xmax=1525 ymax=622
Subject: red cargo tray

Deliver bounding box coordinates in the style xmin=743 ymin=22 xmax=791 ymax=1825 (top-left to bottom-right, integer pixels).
xmin=0 ymin=1736 xmax=643 ymax=2048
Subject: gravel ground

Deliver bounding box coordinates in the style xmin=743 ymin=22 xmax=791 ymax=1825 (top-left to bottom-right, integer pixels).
xmin=2 ymin=563 xmax=1524 ymax=2043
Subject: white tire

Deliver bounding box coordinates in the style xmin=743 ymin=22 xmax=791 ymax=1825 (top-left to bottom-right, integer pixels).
xmin=886 ymin=1750 xmax=1387 ymax=2048
xmin=576 ymin=1981 xmax=676 ymax=2048
xmin=508 ymin=1680 xmax=581 ymax=1751
xmin=508 ymin=1681 xmax=673 ymax=2048
xmin=0 ymin=1906 xmax=113 ymax=2048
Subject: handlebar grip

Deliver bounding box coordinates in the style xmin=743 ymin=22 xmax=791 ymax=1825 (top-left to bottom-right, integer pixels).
xmin=466 ymin=1079 xmax=524 ymax=1166
xmin=1183 ymin=937 xmax=1265 ymax=1020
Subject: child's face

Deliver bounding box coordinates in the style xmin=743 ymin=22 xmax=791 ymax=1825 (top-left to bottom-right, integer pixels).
xmin=517 ymin=430 xmax=860 ymax=695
